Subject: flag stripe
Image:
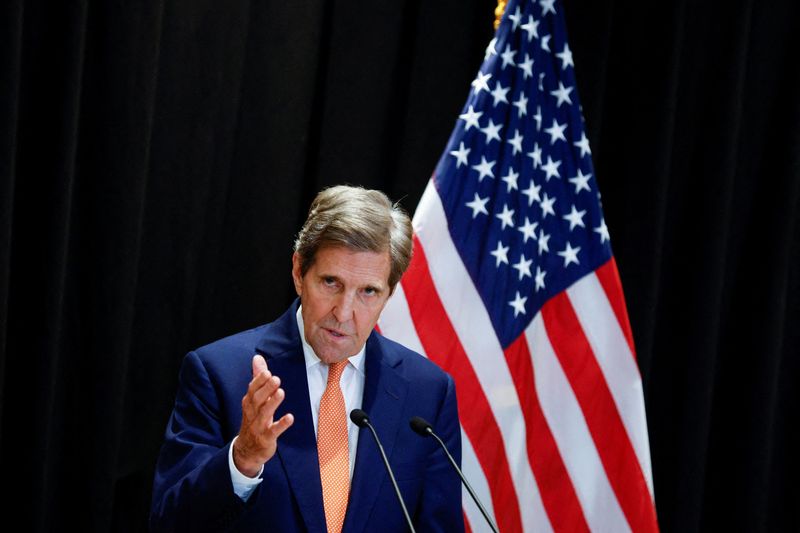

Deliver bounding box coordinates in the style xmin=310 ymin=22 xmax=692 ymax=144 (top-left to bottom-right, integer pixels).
xmin=503 ymin=335 xmax=591 ymax=532
xmin=461 ymin=428 xmax=498 ymax=533
xmin=524 ymin=314 xmax=632 ymax=533
xmin=595 ymin=258 xmax=636 ymax=355
xmin=414 ymin=181 xmax=551 ymax=532
xmin=379 ymin=286 xmax=498 ymax=530
xmin=541 ymin=292 xmax=658 ymax=532
xmin=566 ymin=272 xmax=655 ymax=495
xmin=401 ymin=241 xmax=524 ymax=533
xmin=380 ymin=283 xmax=426 ymax=356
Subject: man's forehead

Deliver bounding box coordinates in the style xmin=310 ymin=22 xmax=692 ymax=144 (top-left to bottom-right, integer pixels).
xmin=308 ymin=246 xmax=391 ymax=285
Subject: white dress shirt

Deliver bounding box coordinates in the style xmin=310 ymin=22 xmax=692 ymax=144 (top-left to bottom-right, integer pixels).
xmin=229 ymin=306 xmax=366 ymax=500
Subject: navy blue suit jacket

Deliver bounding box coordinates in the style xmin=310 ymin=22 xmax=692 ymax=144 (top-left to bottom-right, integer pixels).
xmin=151 ymin=300 xmax=464 ymax=532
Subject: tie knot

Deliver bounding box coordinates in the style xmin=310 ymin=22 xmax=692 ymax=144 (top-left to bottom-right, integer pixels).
xmin=327 ymin=361 xmax=347 ymax=384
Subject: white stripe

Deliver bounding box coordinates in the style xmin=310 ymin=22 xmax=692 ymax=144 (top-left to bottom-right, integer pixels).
xmin=566 ymin=274 xmax=655 ymax=496
xmin=461 ymin=428 xmax=498 ymax=533
xmin=380 ymin=283 xmax=426 ymax=357
xmin=413 ymin=181 xmax=552 ymax=533
xmin=380 ymin=287 xmax=498 ymax=531
xmin=525 ymin=313 xmax=631 ymax=533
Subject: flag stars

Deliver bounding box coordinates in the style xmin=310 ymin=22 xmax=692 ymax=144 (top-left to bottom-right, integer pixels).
xmin=595 ymin=219 xmax=610 ymax=243
xmin=518 ymin=54 xmax=534 ymax=79
xmin=541 ymin=35 xmax=551 ymax=52
xmin=495 ymin=204 xmax=515 ymax=229
xmin=508 ymin=129 xmax=524 ymax=155
xmin=480 ymin=119 xmax=503 ymax=144
xmin=537 ymin=229 xmax=550 ymax=255
xmin=568 ymin=169 xmax=592 ymax=193
xmin=563 ymin=205 xmax=587 ymax=230
xmin=550 ymin=81 xmax=574 ymax=107
xmin=500 ymin=45 xmax=516 ymax=69
xmin=541 ymin=156 xmax=562 ymax=180
xmin=538 ymin=72 xmax=546 ymax=91
xmin=533 ymin=106 xmax=543 ymax=131
xmin=512 ymin=254 xmax=533 ymax=280
xmin=509 ymin=291 xmax=527 ymax=317
xmin=508 ymin=6 xmax=522 ymax=30
xmin=465 ymin=193 xmax=489 ymax=218
xmin=540 ymin=193 xmax=556 ymax=218
xmin=472 ymin=156 xmax=495 ymax=181
xmin=484 ymin=37 xmax=498 ymax=60
xmin=521 ymin=16 xmax=540 ymax=41
xmin=459 ymin=106 xmax=482 ymax=131
xmin=527 ymin=142 xmax=542 ymax=168
xmin=545 ymin=119 xmax=567 ymax=144
xmin=471 ymin=71 xmax=492 ymax=95
xmin=501 ymin=168 xmax=520 ymax=192
xmin=490 ymin=82 xmax=510 ymax=106
xmin=450 ymin=141 xmax=470 ymax=168
xmin=556 ymin=44 xmax=574 ymax=69
xmin=558 ymin=242 xmax=581 ymax=266
xmin=513 ymin=93 xmax=528 ymax=118
xmin=522 ymin=180 xmax=542 ymax=206
xmin=490 ymin=240 xmax=510 ymax=266
xmin=540 ymin=0 xmax=557 ymax=15
xmin=574 ymin=132 xmax=592 ymax=157
xmin=535 ymin=266 xmax=546 ymax=291
xmin=518 ymin=217 xmax=538 ymax=243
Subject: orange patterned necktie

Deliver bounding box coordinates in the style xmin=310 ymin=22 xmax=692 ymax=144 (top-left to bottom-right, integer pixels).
xmin=318 ymin=361 xmax=350 ymax=533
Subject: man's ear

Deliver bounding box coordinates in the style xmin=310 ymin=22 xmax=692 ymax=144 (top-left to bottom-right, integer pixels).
xmin=291 ymin=252 xmax=303 ymax=296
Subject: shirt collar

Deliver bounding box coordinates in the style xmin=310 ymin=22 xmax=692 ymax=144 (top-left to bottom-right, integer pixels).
xmin=295 ymin=305 xmax=366 ymax=374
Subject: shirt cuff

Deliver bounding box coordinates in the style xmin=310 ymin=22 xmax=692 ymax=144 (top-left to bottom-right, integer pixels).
xmin=229 ymin=435 xmax=264 ymax=501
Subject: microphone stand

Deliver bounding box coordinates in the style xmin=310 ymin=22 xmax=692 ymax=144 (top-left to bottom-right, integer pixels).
xmin=410 ymin=417 xmax=498 ymax=533
xmin=351 ymin=409 xmax=416 ymax=533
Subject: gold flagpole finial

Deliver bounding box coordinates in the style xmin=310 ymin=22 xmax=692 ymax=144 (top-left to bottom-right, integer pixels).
xmin=494 ymin=0 xmax=508 ymax=30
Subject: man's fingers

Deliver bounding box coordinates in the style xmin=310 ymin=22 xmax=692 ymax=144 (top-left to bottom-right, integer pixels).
xmin=252 ymin=354 xmax=268 ymax=377
xmin=246 ymin=368 xmax=273 ymax=397
xmin=253 ymin=386 xmax=285 ymax=428
xmin=250 ymin=375 xmax=281 ymax=409
xmin=269 ymin=413 xmax=294 ymax=439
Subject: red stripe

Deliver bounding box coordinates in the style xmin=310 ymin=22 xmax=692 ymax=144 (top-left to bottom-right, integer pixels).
xmin=505 ymin=335 xmax=590 ymax=533
xmin=595 ymin=258 xmax=636 ymax=356
xmin=541 ymin=293 xmax=658 ymax=532
xmin=463 ymin=511 xmax=472 ymax=533
xmin=402 ymin=237 xmax=523 ymax=533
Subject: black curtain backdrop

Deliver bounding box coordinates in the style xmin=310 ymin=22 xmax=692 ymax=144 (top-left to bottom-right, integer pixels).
xmin=1 ymin=0 xmax=798 ymax=531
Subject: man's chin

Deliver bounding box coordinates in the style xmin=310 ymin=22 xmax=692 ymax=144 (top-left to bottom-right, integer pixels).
xmin=317 ymin=352 xmax=352 ymax=365
xmin=311 ymin=340 xmax=354 ymax=364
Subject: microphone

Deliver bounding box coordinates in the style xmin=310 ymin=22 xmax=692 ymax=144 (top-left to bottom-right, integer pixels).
xmin=409 ymin=416 xmax=499 ymax=533
xmin=350 ymin=409 xmax=416 ymax=533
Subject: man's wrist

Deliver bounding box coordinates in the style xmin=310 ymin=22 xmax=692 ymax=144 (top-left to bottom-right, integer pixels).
xmin=232 ymin=437 xmax=263 ymax=478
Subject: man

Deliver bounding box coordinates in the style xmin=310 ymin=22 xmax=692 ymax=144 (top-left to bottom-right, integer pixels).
xmin=150 ymin=185 xmax=464 ymax=532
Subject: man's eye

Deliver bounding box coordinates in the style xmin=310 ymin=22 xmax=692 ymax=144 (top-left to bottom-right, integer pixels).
xmin=323 ymin=278 xmax=337 ymax=286
xmin=363 ymin=287 xmax=377 ymax=296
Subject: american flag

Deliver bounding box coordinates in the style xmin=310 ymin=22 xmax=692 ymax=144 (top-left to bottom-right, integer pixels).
xmin=380 ymin=0 xmax=659 ymax=531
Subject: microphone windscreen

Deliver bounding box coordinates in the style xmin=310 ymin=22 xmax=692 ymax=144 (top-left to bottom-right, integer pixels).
xmin=350 ymin=408 xmax=370 ymax=427
xmin=409 ymin=416 xmax=433 ymax=436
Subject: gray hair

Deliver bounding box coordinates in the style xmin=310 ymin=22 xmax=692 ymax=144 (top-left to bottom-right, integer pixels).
xmin=294 ymin=185 xmax=413 ymax=290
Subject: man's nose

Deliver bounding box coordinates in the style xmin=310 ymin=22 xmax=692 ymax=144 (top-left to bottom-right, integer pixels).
xmin=332 ymin=291 xmax=355 ymax=323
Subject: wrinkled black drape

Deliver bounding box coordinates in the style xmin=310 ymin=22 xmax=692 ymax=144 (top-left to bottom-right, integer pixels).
xmin=0 ymin=0 xmax=797 ymax=531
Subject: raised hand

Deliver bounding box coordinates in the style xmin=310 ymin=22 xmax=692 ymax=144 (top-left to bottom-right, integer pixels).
xmin=232 ymin=355 xmax=295 ymax=477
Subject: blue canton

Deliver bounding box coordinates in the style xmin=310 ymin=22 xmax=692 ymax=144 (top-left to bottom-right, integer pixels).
xmin=433 ymin=0 xmax=613 ymax=348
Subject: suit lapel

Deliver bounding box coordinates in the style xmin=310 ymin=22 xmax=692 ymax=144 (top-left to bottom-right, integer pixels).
xmin=344 ymin=334 xmax=410 ymax=532
xmin=256 ymin=302 xmax=326 ymax=532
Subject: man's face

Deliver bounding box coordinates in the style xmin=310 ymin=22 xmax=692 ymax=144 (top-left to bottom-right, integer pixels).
xmin=292 ymin=246 xmax=392 ymax=364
